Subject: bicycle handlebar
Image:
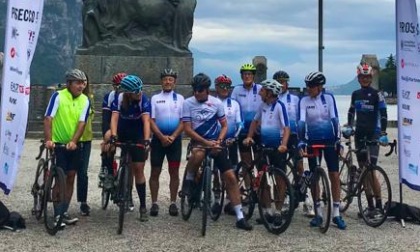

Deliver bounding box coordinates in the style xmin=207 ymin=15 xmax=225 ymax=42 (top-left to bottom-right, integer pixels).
xmin=35 ymin=140 xmax=69 ymax=160
xmin=384 ymin=139 xmax=397 ymax=157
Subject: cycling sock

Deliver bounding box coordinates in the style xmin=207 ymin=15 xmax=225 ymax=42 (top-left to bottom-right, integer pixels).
xmin=367 ymin=196 xmax=375 ymax=209
xmin=333 ymin=202 xmax=340 ymax=217
xmin=375 ymin=198 xmax=382 ymax=209
xmin=186 ymin=172 xmax=195 ymax=181
xmin=233 ymin=204 xmax=244 ymax=220
xmin=315 ymin=200 xmax=323 ymax=218
xmin=136 ymin=183 xmax=146 ymax=209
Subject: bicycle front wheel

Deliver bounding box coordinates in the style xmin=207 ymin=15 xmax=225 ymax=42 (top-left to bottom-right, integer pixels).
xmin=357 ymin=165 xmax=391 ymax=227
xmin=43 ymin=165 xmax=66 ymax=236
xmin=32 ymin=158 xmax=46 ymax=220
xmin=235 ymin=161 xmax=256 ymax=220
xmin=180 ymin=169 xmax=193 ymax=221
xmin=201 ymin=166 xmax=211 ymax=236
xmin=311 ymin=167 xmax=331 ymax=234
xmin=339 ymin=161 xmax=357 ymax=213
xmin=209 ymin=169 xmax=225 ymax=221
xmin=117 ymin=165 xmax=130 ymax=235
xmin=257 ymin=167 xmax=294 ymax=235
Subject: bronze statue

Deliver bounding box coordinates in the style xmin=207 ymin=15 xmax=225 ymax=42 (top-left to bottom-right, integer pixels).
xmin=80 ymin=0 xmax=197 ymax=56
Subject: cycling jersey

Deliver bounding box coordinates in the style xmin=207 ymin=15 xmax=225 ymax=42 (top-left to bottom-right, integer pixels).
xmin=101 ymin=90 xmax=117 ymax=135
xmin=298 ymin=92 xmax=339 ymax=141
xmin=102 ymin=90 xmax=117 ymax=111
xmin=151 ymin=91 xmax=184 ymax=136
xmin=218 ymin=97 xmax=242 ymax=139
xmin=45 ymin=88 xmax=90 ymax=143
xmin=254 ymin=100 xmax=289 ymax=148
xmin=278 ymin=91 xmax=300 ymax=134
xmin=231 ymin=83 xmax=262 ymax=135
xmin=347 ymin=86 xmax=387 ymax=135
xmin=111 ymin=92 xmax=150 ymax=140
xmin=182 ymin=95 xmax=225 ymax=140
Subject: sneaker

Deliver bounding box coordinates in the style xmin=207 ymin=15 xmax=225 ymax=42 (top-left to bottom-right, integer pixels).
xmin=128 ymin=199 xmax=135 ymax=212
xmin=303 ymin=202 xmax=315 ymax=217
xmin=211 ymin=203 xmax=222 ymax=215
xmin=150 ymin=203 xmax=159 ymax=217
xmin=80 ymin=203 xmax=91 ymax=216
xmin=224 ymin=202 xmax=236 ymax=216
xmin=256 ymin=213 xmax=274 ymax=224
xmin=236 ymin=218 xmax=253 ymax=231
xmin=333 ymin=216 xmax=347 ymax=230
xmin=169 ymin=203 xmax=179 ymax=216
xmin=139 ymin=208 xmax=148 ymax=222
xmin=62 ymin=212 xmax=78 ymax=225
xmin=309 ymin=215 xmax=323 ymax=227
xmin=54 ymin=215 xmax=66 ymax=229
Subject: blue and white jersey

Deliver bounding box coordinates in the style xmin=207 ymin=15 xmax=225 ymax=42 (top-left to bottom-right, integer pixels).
xmin=151 ymin=91 xmax=184 ymax=136
xmin=254 ymin=101 xmax=289 ymax=148
xmin=231 ymin=83 xmax=262 ymax=135
xmin=278 ymin=91 xmax=300 ymax=134
xmin=218 ymin=97 xmax=242 ymax=139
xmin=102 ymin=90 xmax=117 ymax=111
xmin=298 ymin=92 xmax=339 ymax=141
xmin=182 ymin=95 xmax=225 ymax=140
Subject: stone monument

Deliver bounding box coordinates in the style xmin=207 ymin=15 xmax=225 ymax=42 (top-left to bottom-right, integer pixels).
xmin=75 ymin=0 xmax=196 ymax=87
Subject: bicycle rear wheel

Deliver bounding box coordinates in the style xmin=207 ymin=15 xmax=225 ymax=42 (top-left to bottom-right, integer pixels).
xmin=311 ymin=167 xmax=331 ymax=234
xmin=357 ymin=165 xmax=391 ymax=227
xmin=339 ymin=161 xmax=357 ymax=213
xmin=236 ymin=161 xmax=256 ymax=220
xmin=43 ymin=165 xmax=66 ymax=236
xmin=257 ymin=167 xmax=294 ymax=235
xmin=201 ymin=166 xmax=211 ymax=236
xmin=117 ymin=165 xmax=130 ymax=235
xmin=180 ymin=169 xmax=193 ymax=221
xmin=209 ymin=169 xmax=225 ymax=221
xmin=32 ymin=158 xmax=46 ymax=220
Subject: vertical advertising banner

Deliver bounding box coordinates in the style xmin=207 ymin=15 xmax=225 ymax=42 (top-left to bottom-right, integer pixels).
xmin=397 ymin=0 xmax=420 ymax=191
xmin=0 ymin=0 xmax=44 ymax=194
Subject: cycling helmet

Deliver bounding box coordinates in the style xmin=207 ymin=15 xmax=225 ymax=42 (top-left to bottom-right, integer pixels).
xmin=215 ymin=74 xmax=232 ymax=86
xmin=65 ymin=69 xmax=87 ymax=82
xmin=120 ymin=75 xmax=143 ymax=93
xmin=357 ymin=63 xmax=373 ymax=76
xmin=112 ymin=72 xmax=127 ymax=85
xmin=273 ymin=70 xmax=290 ymax=81
xmin=161 ymin=68 xmax=178 ymax=79
xmin=240 ymin=63 xmax=257 ymax=74
xmin=341 ymin=126 xmax=354 ymax=139
xmin=304 ymin=71 xmax=326 ymax=87
xmin=260 ymin=79 xmax=282 ymax=96
xmin=191 ymin=73 xmax=211 ymax=90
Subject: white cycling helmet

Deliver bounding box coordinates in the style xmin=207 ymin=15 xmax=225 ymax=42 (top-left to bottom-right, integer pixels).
xmin=261 ymin=79 xmax=282 ymax=96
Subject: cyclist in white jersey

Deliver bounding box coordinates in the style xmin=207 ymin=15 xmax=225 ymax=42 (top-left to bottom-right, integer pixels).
xmin=298 ymin=71 xmax=346 ymax=230
xmin=149 ymin=69 xmax=185 ymax=217
xmin=229 ymin=63 xmax=262 ymax=214
xmin=181 ymin=73 xmax=252 ymax=231
xmin=274 ymin=70 xmax=315 ymax=217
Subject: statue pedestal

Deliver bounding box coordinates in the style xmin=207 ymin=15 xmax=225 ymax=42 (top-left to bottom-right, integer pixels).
xmin=75 ymin=54 xmax=193 ymax=86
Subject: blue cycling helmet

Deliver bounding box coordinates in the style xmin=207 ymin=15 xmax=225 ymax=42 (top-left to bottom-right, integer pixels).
xmin=120 ymin=75 xmax=143 ymax=93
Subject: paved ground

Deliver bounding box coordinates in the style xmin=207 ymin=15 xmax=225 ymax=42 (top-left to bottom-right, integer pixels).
xmin=1 ymin=128 xmax=420 ymax=252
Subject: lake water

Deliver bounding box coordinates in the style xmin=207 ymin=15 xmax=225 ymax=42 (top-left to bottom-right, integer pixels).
xmin=334 ymin=95 xmax=397 ymax=124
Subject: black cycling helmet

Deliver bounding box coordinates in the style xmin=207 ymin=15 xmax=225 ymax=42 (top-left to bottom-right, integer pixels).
xmin=191 ymin=73 xmax=211 ymax=90
xmin=304 ymin=71 xmax=326 ymax=87
xmin=161 ymin=68 xmax=178 ymax=79
xmin=273 ymin=70 xmax=290 ymax=81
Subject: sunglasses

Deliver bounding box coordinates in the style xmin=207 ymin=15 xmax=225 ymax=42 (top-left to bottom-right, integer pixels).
xmin=193 ymin=87 xmax=207 ymax=93
xmin=217 ymin=84 xmax=231 ymax=90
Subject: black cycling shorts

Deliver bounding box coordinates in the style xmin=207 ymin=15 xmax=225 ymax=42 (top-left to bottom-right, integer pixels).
xmin=150 ymin=137 xmax=182 ymax=169
xmin=307 ymin=140 xmax=339 ymax=172
xmin=55 ymin=146 xmax=82 ymax=173
xmin=191 ymin=141 xmax=232 ymax=174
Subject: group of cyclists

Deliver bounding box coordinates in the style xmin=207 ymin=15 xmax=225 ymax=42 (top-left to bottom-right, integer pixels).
xmin=43 ymin=60 xmax=389 ymax=232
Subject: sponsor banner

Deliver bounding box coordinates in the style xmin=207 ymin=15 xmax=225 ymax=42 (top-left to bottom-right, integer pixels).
xmin=397 ymin=0 xmax=420 ymax=190
xmin=0 ymin=0 xmax=44 ymax=195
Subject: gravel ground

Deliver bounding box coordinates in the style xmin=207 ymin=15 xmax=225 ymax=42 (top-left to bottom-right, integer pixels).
xmin=1 ymin=128 xmax=419 ymax=252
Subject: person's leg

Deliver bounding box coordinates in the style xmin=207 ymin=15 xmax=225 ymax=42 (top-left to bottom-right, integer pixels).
xmin=131 ymin=147 xmax=148 ymax=221
xmin=167 ymin=138 xmax=182 ymax=216
xmin=149 ymin=138 xmax=165 ymax=216
xmin=77 ymin=141 xmax=92 ymax=216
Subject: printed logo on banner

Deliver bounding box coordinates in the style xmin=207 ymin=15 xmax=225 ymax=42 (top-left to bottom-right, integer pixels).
xmin=403 ymin=146 xmax=411 ymax=157
xmin=3 ymin=163 xmax=9 ymax=175
xmin=401 ymin=76 xmax=420 ymax=83
xmin=12 ymin=27 xmax=19 ymax=38
xmin=9 ymin=97 xmax=17 ymax=105
xmin=5 ymin=112 xmax=16 ymax=122
xmin=10 ymin=47 xmax=18 ymax=58
xmin=403 ymin=134 xmax=412 ymax=142
xmin=10 ymin=82 xmax=19 ymax=93
xmin=27 ymin=49 xmax=31 ymax=60
xmin=401 ymin=40 xmax=417 ymax=52
xmin=9 ymin=66 xmax=23 ymax=76
xmin=402 ymin=104 xmax=410 ymax=110
xmin=25 ymin=87 xmax=30 ymax=95
xmin=408 ymin=163 xmax=418 ymax=175
xmin=402 ymin=90 xmax=411 ymax=99
xmin=28 ymin=30 xmax=36 ymax=43
xmin=5 ymin=130 xmax=12 ymax=141
xmin=417 ymin=92 xmax=420 ymax=99
xmin=11 ymin=8 xmax=37 ymax=23
xmin=402 ymin=117 xmax=413 ymax=126
xmin=3 ymin=143 xmax=9 ymax=156
xmin=399 ymin=22 xmax=420 ymax=35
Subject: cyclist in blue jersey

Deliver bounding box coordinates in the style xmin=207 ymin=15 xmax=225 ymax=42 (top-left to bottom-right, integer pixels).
xmin=110 ymin=75 xmax=151 ymax=222
xmin=181 ymin=73 xmax=252 ymax=231
xmin=274 ymin=70 xmax=314 ymax=217
xmin=149 ymin=69 xmax=185 ymax=217
xmin=229 ymin=63 xmax=262 ymax=214
xmin=243 ymin=79 xmax=290 ymax=222
xmin=345 ymin=63 xmax=388 ymax=218
xmin=298 ymin=71 xmax=346 ymax=230
xmin=214 ymin=74 xmax=243 ymax=212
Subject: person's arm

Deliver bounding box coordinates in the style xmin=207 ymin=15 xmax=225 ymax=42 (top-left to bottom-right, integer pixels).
xmin=278 ymin=101 xmax=290 ymax=151
xmin=142 ymin=113 xmax=151 ymax=141
xmin=347 ymin=92 xmax=356 ymax=127
xmin=297 ymin=98 xmax=306 ymax=141
xmin=378 ymin=92 xmax=388 ymax=134
xmin=217 ymin=118 xmax=227 ymax=142
xmin=183 ymin=121 xmax=210 ymax=145
xmin=170 ymin=120 xmax=184 ymax=139
xmin=327 ymin=94 xmax=340 ymax=140
xmin=44 ymin=92 xmax=59 ymax=149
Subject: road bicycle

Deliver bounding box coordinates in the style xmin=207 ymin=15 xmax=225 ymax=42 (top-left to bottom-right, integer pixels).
xmin=236 ymin=144 xmax=294 ymax=235
xmin=31 ymin=140 xmax=66 ymax=235
xmin=339 ymin=134 xmax=396 ymax=227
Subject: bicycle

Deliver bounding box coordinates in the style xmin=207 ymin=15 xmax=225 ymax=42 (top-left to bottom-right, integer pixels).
xmin=179 ymin=145 xmax=226 ymax=236
xmin=103 ymin=141 xmax=144 ymax=235
xmin=31 ymin=140 xmax=67 ymax=236
xmin=339 ymin=135 xmax=396 ymax=227
xmin=300 ymin=144 xmax=333 ymax=233
xmin=236 ymin=144 xmax=294 ymax=235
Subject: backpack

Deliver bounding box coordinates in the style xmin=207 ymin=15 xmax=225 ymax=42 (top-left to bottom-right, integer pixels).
xmin=0 ymin=201 xmax=26 ymax=231
xmin=386 ymin=201 xmax=420 ymax=224
xmin=0 ymin=201 xmax=10 ymax=226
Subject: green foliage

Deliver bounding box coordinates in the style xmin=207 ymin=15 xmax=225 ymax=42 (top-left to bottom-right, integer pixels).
xmin=379 ymin=54 xmax=397 ymax=95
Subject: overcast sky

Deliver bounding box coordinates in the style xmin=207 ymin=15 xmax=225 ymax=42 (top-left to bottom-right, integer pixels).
xmin=190 ymin=0 xmax=420 ymax=87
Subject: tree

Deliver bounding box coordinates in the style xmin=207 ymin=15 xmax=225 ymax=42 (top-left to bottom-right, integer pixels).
xmin=385 ymin=54 xmax=396 ymax=70
xmin=379 ymin=54 xmax=397 ymax=96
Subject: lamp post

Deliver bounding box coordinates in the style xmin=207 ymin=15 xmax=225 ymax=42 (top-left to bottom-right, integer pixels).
xmin=318 ymin=0 xmax=324 ymax=72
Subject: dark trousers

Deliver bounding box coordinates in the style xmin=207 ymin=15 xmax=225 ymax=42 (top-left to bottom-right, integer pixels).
xmin=77 ymin=141 xmax=91 ymax=203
